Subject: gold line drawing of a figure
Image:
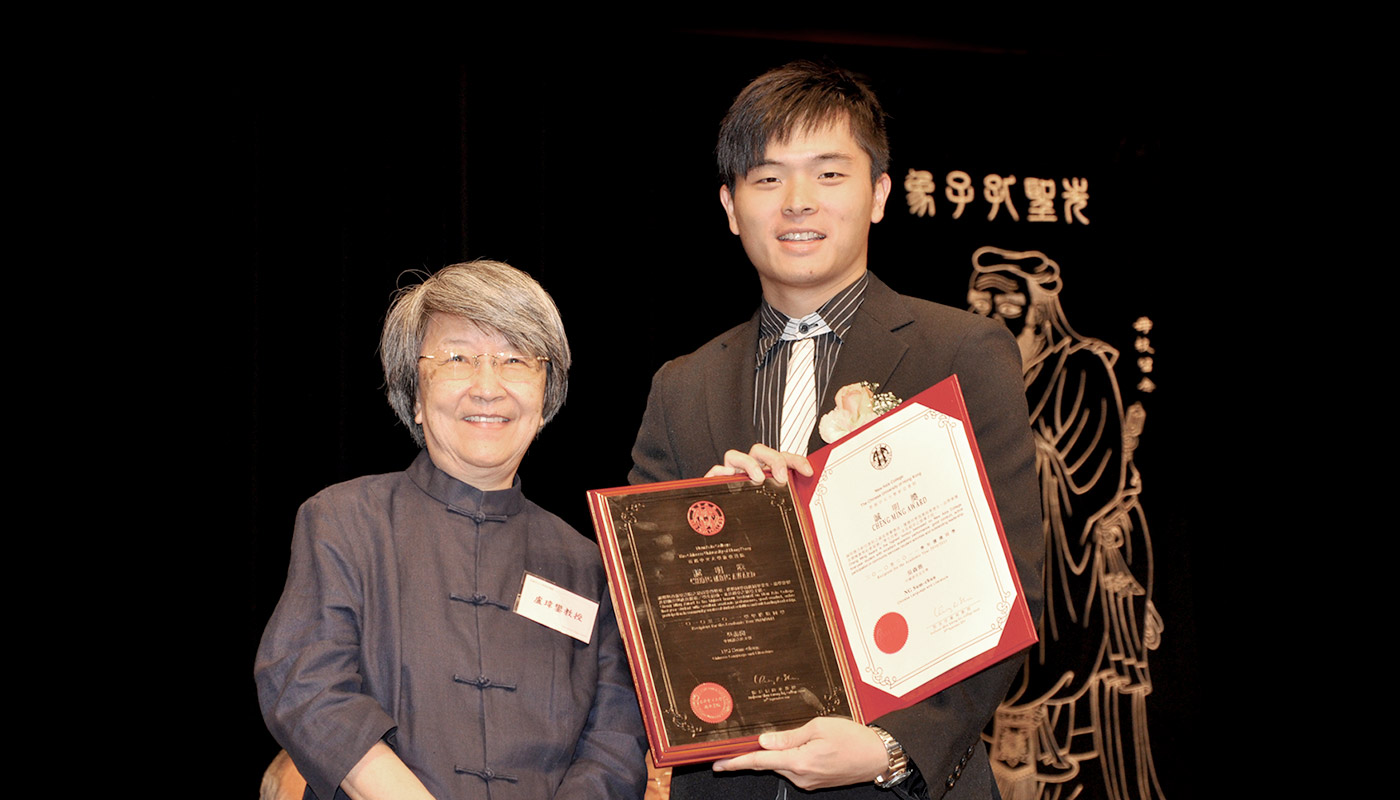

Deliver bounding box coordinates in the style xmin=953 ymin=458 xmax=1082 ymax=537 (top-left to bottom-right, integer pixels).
xmin=969 ymin=247 xmax=1165 ymax=800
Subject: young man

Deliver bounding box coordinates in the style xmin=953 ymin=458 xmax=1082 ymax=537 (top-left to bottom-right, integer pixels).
xmin=629 ymin=61 xmax=1043 ymax=800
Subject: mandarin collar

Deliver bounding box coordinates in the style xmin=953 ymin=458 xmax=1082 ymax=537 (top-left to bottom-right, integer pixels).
xmin=407 ymin=449 xmax=528 ymax=519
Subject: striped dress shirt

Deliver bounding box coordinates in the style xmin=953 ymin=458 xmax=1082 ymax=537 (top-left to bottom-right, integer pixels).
xmin=753 ymin=273 xmax=869 ymax=450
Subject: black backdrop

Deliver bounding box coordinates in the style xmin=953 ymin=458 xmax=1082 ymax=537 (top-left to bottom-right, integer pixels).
xmin=235 ymin=28 xmax=1222 ymax=798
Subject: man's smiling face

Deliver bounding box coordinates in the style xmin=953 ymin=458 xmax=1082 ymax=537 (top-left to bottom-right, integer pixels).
xmin=719 ymin=117 xmax=891 ymax=316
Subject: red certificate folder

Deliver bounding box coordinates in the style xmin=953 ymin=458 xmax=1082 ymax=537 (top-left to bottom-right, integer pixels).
xmin=588 ymin=375 xmax=1036 ymax=766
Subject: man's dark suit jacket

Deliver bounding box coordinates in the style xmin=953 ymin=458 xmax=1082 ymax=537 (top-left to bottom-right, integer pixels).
xmin=629 ymin=272 xmax=1043 ymax=800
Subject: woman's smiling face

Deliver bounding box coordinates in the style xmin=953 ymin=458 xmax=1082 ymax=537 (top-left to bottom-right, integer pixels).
xmin=414 ymin=313 xmax=547 ymax=490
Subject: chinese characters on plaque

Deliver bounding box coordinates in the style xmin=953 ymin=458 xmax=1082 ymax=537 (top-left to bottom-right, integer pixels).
xmin=905 ymin=169 xmax=1090 ymax=224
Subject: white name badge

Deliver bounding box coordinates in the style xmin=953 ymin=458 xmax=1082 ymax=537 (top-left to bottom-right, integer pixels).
xmin=514 ymin=572 xmax=599 ymax=644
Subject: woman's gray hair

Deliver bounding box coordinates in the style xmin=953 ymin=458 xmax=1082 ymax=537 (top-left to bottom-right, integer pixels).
xmin=380 ymin=260 xmax=571 ymax=447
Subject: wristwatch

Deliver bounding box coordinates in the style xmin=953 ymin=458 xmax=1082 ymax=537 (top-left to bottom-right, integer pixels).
xmin=869 ymin=724 xmax=911 ymax=788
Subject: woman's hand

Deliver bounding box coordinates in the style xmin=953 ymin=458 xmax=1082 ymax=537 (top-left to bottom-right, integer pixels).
xmin=342 ymin=742 xmax=438 ymax=800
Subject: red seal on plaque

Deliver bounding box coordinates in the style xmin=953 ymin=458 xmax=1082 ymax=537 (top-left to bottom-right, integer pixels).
xmin=873 ymin=612 xmax=909 ymax=654
xmin=687 ymin=501 xmax=725 ymax=536
xmin=689 ymin=682 xmax=733 ymax=723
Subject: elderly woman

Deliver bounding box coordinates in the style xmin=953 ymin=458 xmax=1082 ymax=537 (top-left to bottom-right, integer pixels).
xmin=255 ymin=261 xmax=647 ymax=800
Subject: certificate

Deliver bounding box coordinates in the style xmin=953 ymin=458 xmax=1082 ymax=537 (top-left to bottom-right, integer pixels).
xmin=588 ymin=477 xmax=852 ymax=766
xmin=589 ymin=375 xmax=1035 ymax=766
xmin=794 ymin=376 xmax=1033 ymax=723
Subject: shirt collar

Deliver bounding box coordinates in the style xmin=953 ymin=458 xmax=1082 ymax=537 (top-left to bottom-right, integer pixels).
xmin=755 ymin=272 xmax=869 ymax=366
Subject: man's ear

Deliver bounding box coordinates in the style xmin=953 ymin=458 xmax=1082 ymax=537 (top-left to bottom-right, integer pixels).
xmin=720 ymin=184 xmax=741 ymax=236
xmin=870 ymin=172 xmax=892 ymax=224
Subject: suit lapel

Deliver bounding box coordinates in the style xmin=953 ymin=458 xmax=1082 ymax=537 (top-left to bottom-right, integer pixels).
xmin=807 ymin=274 xmax=913 ymax=454
xmin=701 ymin=314 xmax=760 ymax=468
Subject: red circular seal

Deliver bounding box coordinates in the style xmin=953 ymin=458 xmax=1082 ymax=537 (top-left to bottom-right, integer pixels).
xmin=687 ymin=501 xmax=726 ymax=536
xmin=873 ymin=612 xmax=909 ymax=654
xmin=689 ymin=682 xmax=733 ymax=723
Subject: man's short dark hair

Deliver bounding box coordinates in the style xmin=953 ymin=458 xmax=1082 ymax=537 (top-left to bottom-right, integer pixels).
xmin=717 ymin=60 xmax=890 ymax=192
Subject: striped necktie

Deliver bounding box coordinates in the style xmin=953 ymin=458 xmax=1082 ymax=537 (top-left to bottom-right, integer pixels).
xmin=778 ymin=316 xmax=831 ymax=455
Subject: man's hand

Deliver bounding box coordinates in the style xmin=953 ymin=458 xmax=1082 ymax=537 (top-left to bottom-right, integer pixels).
xmin=711 ymin=717 xmax=888 ymax=791
xmin=704 ymin=444 xmax=813 ymax=484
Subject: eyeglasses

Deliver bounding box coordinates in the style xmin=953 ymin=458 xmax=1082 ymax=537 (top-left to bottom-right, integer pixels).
xmin=418 ymin=350 xmax=550 ymax=382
